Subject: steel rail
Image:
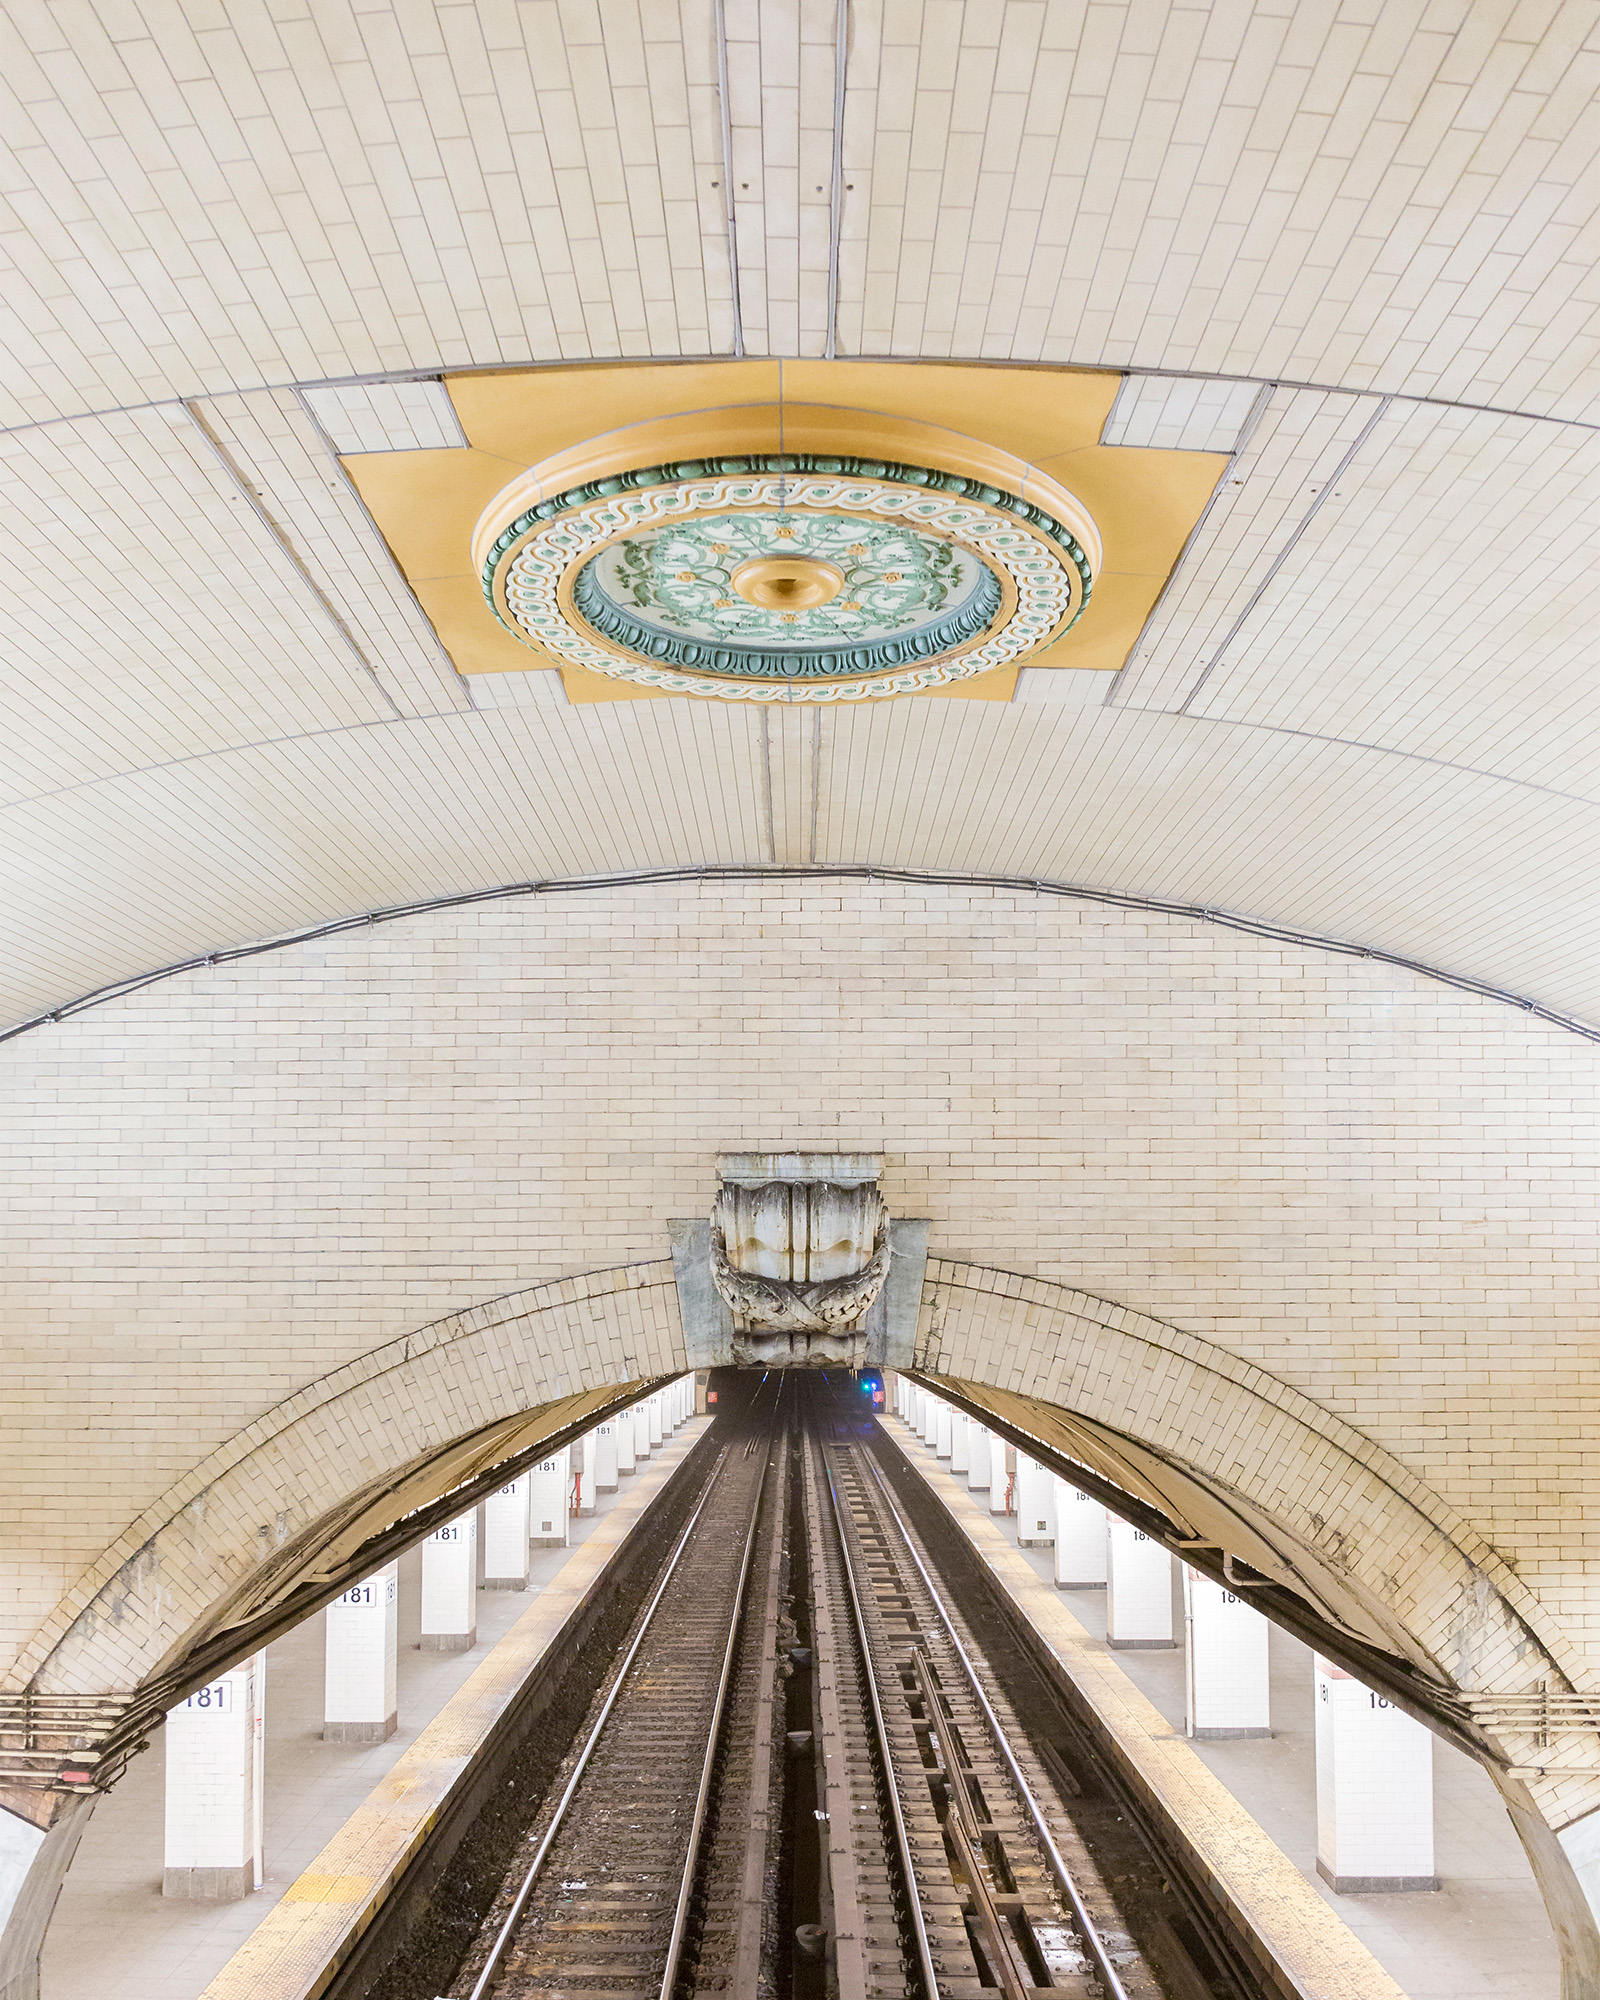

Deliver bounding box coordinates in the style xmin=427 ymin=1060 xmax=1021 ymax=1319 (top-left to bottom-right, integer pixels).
xmin=819 ymin=1444 xmax=942 ymax=2000
xmin=461 ymin=1446 xmax=739 ymax=2000
xmin=657 ymin=1431 xmax=773 ymax=1999
xmin=909 ymin=1647 xmax=1033 ymax=2000
xmin=861 ymin=1453 xmax=1135 ymax=2000
xmin=730 ymin=1429 xmax=792 ymax=1997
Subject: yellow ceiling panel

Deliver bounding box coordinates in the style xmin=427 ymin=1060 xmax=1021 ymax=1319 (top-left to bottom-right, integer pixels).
xmin=445 ymin=360 xmax=783 ymax=465
xmin=344 ymin=448 xmax=524 ymax=582
xmin=780 ymin=359 xmax=1121 ymax=465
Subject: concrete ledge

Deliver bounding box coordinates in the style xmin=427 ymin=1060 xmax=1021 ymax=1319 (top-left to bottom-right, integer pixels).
xmin=164 ymin=1864 xmax=254 ymax=1902
xmin=321 ymin=1715 xmax=397 ymax=1745
xmin=417 ymin=1630 xmax=474 ymax=1653
xmin=881 ymin=1417 xmax=1408 ymax=2000
xmin=1107 ymin=1637 xmax=1178 ymax=1650
xmin=482 ymin=1578 xmax=527 ymax=1591
xmin=1317 ymin=1863 xmax=1439 ymax=1894
xmin=1193 ymin=1726 xmax=1272 ymax=1740
xmin=196 ymin=1422 xmax=708 ymax=2000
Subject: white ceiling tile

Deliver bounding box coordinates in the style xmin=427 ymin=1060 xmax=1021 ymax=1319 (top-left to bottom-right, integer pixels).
xmin=1113 ymin=385 xmax=1383 ymax=714
xmin=7 ymin=2 xmax=1600 ymax=1039
xmin=0 ymin=406 xmax=399 ymax=809
xmin=1179 ymin=403 xmax=1600 ymax=801
xmin=468 ymin=670 xmax=569 ymax=709
xmin=1013 ymin=668 xmax=1113 ymax=706
xmin=300 ymin=380 xmax=467 ymax=452
xmin=1101 ymin=373 xmax=1263 ymax=451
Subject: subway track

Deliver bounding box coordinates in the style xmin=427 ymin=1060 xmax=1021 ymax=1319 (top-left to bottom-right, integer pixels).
xmin=446 ymin=1385 xmax=786 ymax=2000
xmin=432 ymin=1378 xmax=1266 ymax=2000
xmin=809 ymin=1422 xmax=1157 ymax=2000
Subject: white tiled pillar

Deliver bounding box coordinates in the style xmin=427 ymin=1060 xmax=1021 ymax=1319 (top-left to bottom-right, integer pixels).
xmin=530 ymin=1449 xmax=570 ymax=1547
xmin=919 ymin=1392 xmax=939 ymax=1447
xmin=575 ymin=1431 xmax=599 ymax=1513
xmin=647 ymin=1391 xmax=664 ymax=1446
xmin=1106 ymin=1520 xmax=1175 ymax=1648
xmin=616 ymin=1408 xmax=637 ymax=1476
xmin=968 ymin=1423 xmax=992 ymax=1492
xmin=990 ymin=1439 xmax=1012 ymax=1515
xmin=950 ymin=1411 xmax=970 ymax=1476
xmin=1052 ymin=1482 xmax=1107 ymax=1587
xmin=594 ymin=1420 xmax=620 ymax=1491
xmin=324 ymin=1564 xmax=398 ymax=1742
xmin=420 ymin=1512 xmax=477 ymax=1652
xmin=1185 ymin=1569 xmax=1271 ymax=1737
xmin=935 ymin=1401 xmax=953 ymax=1458
xmin=484 ymin=1474 xmax=531 ymax=1589
xmin=163 ymin=1652 xmax=265 ymax=1899
xmin=1315 ymin=1659 xmax=1437 ymax=1892
xmin=1016 ymin=1454 xmax=1054 ymax=1546
xmin=906 ymin=1383 xmax=923 ymax=1432
xmin=632 ymin=1399 xmax=652 ymax=1463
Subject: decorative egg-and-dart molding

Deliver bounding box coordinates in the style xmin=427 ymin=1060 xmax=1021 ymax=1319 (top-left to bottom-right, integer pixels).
xmin=472 ymin=443 xmax=1102 ymax=702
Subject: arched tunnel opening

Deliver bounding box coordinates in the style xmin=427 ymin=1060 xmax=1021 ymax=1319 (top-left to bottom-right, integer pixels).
xmin=15 ymin=1358 xmax=1587 ymax=2000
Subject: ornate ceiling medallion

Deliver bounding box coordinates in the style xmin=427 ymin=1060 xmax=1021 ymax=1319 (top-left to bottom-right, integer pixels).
xmin=474 ymin=453 xmax=1098 ymax=701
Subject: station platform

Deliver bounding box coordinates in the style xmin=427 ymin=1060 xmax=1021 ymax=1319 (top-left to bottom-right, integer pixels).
xmin=880 ymin=1411 xmax=1560 ymax=2000
xmin=41 ymin=1418 xmax=707 ymax=2000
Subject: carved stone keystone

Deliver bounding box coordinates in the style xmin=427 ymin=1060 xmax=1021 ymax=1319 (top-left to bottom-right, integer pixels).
xmin=710 ymin=1154 xmax=890 ymax=1368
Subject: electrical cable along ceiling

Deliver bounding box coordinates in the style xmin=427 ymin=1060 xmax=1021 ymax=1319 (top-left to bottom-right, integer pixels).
xmin=5 ymin=2 xmax=1600 ymax=1030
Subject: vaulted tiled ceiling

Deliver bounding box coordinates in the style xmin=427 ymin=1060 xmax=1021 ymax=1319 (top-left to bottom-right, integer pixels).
xmin=5 ymin=1 xmax=1600 ymax=1032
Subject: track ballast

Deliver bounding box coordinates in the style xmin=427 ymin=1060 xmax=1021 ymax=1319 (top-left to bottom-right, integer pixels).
xmin=425 ymin=1376 xmax=1271 ymax=2000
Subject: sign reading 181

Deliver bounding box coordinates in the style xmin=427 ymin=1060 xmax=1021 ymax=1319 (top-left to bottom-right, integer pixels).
xmin=182 ymin=1679 xmax=233 ymax=1712
xmin=337 ymin=1575 xmax=397 ymax=1608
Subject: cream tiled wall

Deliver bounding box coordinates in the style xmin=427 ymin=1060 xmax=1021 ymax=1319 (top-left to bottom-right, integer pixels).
xmin=3 ymin=878 xmax=1596 ymax=1719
